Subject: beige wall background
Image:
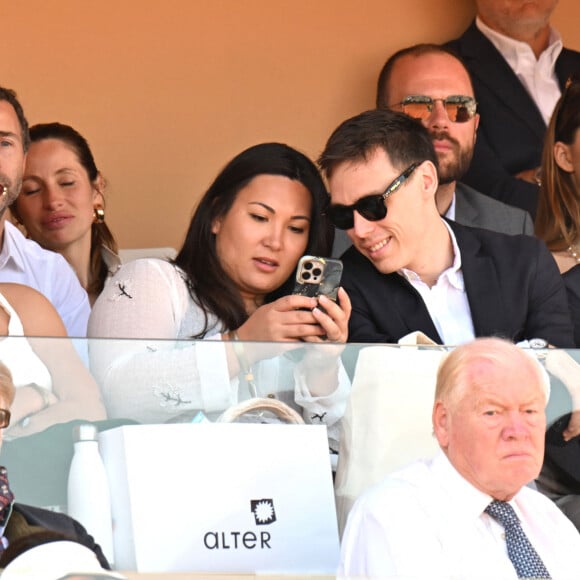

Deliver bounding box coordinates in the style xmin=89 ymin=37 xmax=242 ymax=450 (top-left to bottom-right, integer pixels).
xmin=3 ymin=0 xmax=579 ymax=249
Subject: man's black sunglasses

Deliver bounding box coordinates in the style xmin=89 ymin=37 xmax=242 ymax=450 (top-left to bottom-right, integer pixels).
xmin=326 ymin=162 xmax=419 ymax=230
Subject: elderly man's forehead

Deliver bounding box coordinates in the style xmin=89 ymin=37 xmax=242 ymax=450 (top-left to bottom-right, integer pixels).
xmin=461 ymin=352 xmax=546 ymax=396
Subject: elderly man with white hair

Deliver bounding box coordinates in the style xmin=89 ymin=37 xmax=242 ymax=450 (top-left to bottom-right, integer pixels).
xmin=339 ymin=338 xmax=580 ymax=579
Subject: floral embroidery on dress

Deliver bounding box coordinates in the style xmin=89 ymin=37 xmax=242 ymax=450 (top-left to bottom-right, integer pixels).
xmin=109 ymin=280 xmax=133 ymax=301
xmin=153 ymin=384 xmax=192 ymax=407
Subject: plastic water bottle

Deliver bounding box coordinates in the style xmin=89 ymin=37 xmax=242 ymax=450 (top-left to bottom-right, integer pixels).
xmin=67 ymin=423 xmax=114 ymax=566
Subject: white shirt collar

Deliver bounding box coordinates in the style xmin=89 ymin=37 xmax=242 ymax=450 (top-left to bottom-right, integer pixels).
xmin=399 ymin=219 xmax=463 ymax=290
xmin=443 ymin=192 xmax=456 ymax=221
xmin=476 ymin=16 xmax=563 ymax=69
xmin=0 ymin=221 xmax=27 ymax=272
xmin=432 ymin=451 xmax=528 ymax=523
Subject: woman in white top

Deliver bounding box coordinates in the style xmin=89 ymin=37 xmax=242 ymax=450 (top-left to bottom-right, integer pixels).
xmin=12 ymin=123 xmax=119 ymax=306
xmin=0 ymin=283 xmax=105 ymax=438
xmin=88 ymin=143 xmax=351 ymax=446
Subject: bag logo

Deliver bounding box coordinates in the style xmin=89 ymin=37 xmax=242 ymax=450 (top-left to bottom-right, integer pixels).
xmin=251 ymin=499 xmax=276 ymax=525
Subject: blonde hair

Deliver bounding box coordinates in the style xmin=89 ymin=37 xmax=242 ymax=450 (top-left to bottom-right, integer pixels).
xmin=435 ymin=338 xmax=549 ymax=407
xmin=0 ymin=361 xmax=15 ymax=406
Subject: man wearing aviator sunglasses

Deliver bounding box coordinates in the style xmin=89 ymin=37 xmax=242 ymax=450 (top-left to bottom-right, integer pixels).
xmin=332 ymin=45 xmax=533 ymax=257
xmin=319 ymin=108 xmax=573 ymax=348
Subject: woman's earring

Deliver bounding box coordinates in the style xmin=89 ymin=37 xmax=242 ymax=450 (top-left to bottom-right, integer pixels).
xmin=93 ymin=205 xmax=105 ymax=224
xmin=1 ymin=186 xmax=7 ymax=199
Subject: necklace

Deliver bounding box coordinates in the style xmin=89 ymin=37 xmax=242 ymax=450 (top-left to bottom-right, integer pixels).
xmin=567 ymin=244 xmax=580 ymax=263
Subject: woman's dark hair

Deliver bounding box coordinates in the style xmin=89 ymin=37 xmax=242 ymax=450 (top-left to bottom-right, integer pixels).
xmin=536 ymin=74 xmax=580 ymax=249
xmin=20 ymin=122 xmax=118 ymax=297
xmin=173 ymin=142 xmax=333 ymax=337
xmin=0 ymin=530 xmax=71 ymax=568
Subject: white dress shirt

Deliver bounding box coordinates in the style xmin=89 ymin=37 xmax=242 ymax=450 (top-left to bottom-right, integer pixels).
xmin=0 ymin=221 xmax=90 ymax=337
xmin=339 ymin=451 xmax=580 ymax=579
xmin=398 ymin=221 xmax=475 ymax=345
xmin=476 ymin=17 xmax=563 ymax=125
xmin=444 ymin=192 xmax=457 ymax=221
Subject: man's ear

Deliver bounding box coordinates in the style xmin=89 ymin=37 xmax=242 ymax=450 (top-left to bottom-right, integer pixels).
xmin=432 ymin=401 xmax=450 ymax=449
xmin=420 ymin=160 xmax=439 ymax=199
xmin=473 ymin=113 xmax=480 ymax=143
xmin=554 ymin=141 xmax=574 ymax=173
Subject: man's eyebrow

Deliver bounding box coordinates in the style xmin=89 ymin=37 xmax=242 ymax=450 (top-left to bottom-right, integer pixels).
xmin=0 ymin=130 xmax=20 ymax=139
xmin=248 ymin=201 xmax=310 ymax=221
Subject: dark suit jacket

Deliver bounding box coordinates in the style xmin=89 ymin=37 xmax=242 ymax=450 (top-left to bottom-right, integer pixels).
xmin=342 ymin=220 xmax=574 ymax=347
xmin=332 ymin=181 xmax=534 ymax=257
xmin=5 ymin=503 xmax=109 ymax=569
xmin=446 ymin=21 xmax=580 ymax=216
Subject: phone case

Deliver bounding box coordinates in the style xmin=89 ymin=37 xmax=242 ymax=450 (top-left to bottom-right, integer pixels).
xmin=292 ymin=256 xmax=343 ymax=301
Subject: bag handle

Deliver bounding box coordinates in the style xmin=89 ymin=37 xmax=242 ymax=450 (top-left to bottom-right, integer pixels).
xmin=216 ymin=397 xmax=304 ymax=424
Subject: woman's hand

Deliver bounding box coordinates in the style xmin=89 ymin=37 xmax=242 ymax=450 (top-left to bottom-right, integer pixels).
xmin=237 ymin=287 xmax=350 ymax=343
xmin=232 ymin=288 xmax=351 ymax=365
xmin=237 ymin=294 xmax=326 ymax=342
xmin=305 ymin=287 xmax=351 ymax=344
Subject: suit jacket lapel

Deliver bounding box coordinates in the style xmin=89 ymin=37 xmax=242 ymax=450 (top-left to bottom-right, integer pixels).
xmin=450 ymin=222 xmax=508 ymax=336
xmin=459 ymin=22 xmax=546 ymax=140
xmin=390 ymin=274 xmax=443 ymax=343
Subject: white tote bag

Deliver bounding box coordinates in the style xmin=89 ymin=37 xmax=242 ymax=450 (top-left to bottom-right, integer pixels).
xmin=99 ymin=423 xmax=339 ymax=574
xmin=335 ymin=344 xmax=446 ymax=534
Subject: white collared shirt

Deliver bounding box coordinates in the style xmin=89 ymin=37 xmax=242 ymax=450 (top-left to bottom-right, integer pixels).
xmin=0 ymin=221 xmax=90 ymax=337
xmin=444 ymin=192 xmax=456 ymax=221
xmin=398 ymin=220 xmax=475 ymax=345
xmin=476 ymin=16 xmax=563 ymax=125
xmin=339 ymin=451 xmax=580 ymax=579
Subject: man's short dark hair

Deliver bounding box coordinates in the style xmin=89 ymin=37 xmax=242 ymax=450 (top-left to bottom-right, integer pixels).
xmin=376 ymin=43 xmax=473 ymax=109
xmin=0 ymin=87 xmax=30 ymax=152
xmin=318 ymin=108 xmax=438 ymax=179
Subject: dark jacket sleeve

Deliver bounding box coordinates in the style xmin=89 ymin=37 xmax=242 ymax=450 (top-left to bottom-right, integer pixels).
xmin=525 ymin=241 xmax=575 ymax=348
xmin=11 ymin=503 xmax=110 ymax=570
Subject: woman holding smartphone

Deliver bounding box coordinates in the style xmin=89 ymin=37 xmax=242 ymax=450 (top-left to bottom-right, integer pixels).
xmin=88 ymin=143 xmax=350 ymax=446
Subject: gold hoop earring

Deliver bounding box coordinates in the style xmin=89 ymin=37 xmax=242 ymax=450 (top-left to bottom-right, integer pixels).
xmin=93 ymin=206 xmax=105 ymax=224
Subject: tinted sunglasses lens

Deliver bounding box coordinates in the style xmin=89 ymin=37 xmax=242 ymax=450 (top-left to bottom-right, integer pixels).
xmin=402 ymin=101 xmax=431 ymax=120
xmin=0 ymin=409 xmax=10 ymax=428
xmin=357 ymin=195 xmax=387 ymax=221
xmin=446 ymin=102 xmax=471 ymax=123
xmin=327 ymin=206 xmax=354 ymax=230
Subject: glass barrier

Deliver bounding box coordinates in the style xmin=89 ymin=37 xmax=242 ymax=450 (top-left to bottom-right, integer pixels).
xmin=0 ymin=337 xmax=576 ymax=576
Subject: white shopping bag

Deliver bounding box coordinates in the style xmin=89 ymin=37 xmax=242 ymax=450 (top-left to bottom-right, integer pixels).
xmin=99 ymin=423 xmax=339 ymax=573
xmin=335 ymin=346 xmax=445 ymax=534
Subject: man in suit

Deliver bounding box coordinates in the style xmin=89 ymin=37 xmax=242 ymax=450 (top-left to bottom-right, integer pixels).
xmin=446 ymin=0 xmax=580 ymax=217
xmin=318 ymin=108 xmax=573 ymax=347
xmin=333 ymin=44 xmax=533 ymax=257
xmin=0 ymin=362 xmax=109 ymax=569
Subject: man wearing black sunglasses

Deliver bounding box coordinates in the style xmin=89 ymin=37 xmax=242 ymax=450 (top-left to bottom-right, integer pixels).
xmin=318 ymin=108 xmax=573 ymax=347
xmin=332 ymin=45 xmax=533 ymax=258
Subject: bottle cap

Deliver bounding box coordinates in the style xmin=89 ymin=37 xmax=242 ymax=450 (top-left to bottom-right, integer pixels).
xmin=72 ymin=423 xmax=98 ymax=443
